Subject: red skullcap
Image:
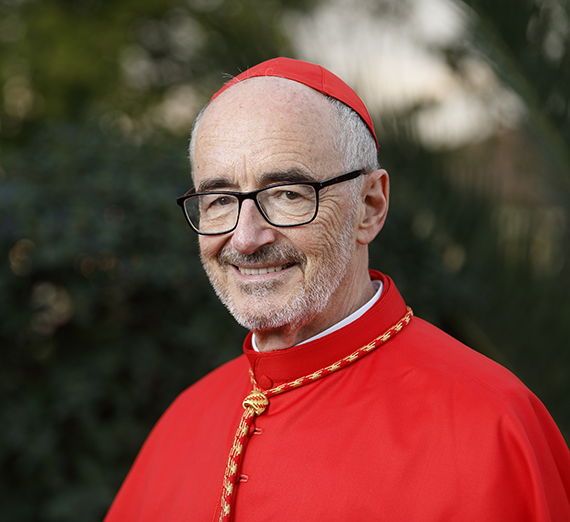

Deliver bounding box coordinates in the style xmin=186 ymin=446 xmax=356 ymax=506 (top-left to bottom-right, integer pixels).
xmin=210 ymin=57 xmax=379 ymax=151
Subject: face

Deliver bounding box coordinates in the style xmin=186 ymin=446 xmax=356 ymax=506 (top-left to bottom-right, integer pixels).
xmin=193 ymin=78 xmax=363 ymax=335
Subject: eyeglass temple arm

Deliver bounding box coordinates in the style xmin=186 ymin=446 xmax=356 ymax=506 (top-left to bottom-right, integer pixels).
xmin=317 ymin=169 xmax=367 ymax=189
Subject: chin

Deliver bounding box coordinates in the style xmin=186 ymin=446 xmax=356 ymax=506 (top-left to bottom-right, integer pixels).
xmin=225 ymin=289 xmax=318 ymax=333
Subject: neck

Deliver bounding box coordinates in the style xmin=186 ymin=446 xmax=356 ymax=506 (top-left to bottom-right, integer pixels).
xmin=253 ymin=266 xmax=376 ymax=352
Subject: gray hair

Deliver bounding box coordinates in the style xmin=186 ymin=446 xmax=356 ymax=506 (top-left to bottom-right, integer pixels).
xmin=326 ymin=96 xmax=379 ymax=174
xmin=188 ymin=91 xmax=379 ymax=183
xmin=188 ymin=103 xmax=209 ymax=175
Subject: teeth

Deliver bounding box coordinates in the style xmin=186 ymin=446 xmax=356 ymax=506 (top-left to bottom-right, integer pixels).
xmin=239 ymin=265 xmax=284 ymax=276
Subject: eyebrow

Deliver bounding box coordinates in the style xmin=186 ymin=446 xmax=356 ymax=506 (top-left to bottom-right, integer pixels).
xmin=196 ymin=176 xmax=236 ymax=192
xmin=196 ymin=169 xmax=316 ymax=193
xmin=259 ymin=169 xmax=315 ymax=185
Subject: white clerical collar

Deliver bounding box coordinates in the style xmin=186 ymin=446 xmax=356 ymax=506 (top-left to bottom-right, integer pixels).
xmin=251 ymin=279 xmax=383 ymax=352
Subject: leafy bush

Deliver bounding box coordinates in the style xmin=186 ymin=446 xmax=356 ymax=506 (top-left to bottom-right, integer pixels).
xmin=0 ymin=122 xmax=245 ymax=522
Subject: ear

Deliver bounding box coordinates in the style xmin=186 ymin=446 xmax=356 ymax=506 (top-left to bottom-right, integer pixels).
xmin=356 ymin=169 xmax=389 ymax=246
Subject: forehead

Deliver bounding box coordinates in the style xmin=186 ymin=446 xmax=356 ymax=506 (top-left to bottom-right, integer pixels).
xmin=192 ymin=77 xmax=341 ymax=188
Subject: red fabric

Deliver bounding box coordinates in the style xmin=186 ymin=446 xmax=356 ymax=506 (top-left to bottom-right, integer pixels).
xmin=104 ymin=271 xmax=570 ymax=521
xmin=210 ymin=57 xmax=379 ymax=150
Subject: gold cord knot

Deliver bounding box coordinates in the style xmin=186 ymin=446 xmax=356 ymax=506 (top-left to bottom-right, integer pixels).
xmin=242 ymin=390 xmax=269 ymax=416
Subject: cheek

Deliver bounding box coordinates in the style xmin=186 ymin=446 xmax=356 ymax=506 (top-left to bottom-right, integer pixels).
xmin=310 ymin=201 xmax=353 ymax=246
xmin=199 ymin=236 xmax=225 ymax=263
xmin=292 ymin=220 xmax=342 ymax=264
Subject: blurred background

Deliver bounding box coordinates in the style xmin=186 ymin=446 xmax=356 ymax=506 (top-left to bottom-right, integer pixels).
xmin=1 ymin=0 xmax=569 ymax=520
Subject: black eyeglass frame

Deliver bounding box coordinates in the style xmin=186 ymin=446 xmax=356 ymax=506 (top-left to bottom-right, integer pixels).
xmin=176 ymin=169 xmax=367 ymax=236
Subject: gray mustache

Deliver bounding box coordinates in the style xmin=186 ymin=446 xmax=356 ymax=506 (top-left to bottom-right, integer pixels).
xmin=217 ymin=244 xmax=306 ymax=268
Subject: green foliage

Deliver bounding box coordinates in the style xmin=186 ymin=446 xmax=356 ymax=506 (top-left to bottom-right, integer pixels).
xmin=0 ymin=123 xmax=246 ymax=521
xmin=440 ymin=0 xmax=570 ymax=431
xmin=459 ymin=0 xmax=570 ymax=179
xmin=0 ymin=0 xmax=321 ymax=136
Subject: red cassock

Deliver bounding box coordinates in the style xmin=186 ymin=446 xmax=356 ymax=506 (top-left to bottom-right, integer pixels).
xmin=104 ymin=271 xmax=570 ymax=521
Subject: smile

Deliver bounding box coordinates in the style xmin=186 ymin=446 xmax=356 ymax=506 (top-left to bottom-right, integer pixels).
xmin=238 ymin=265 xmax=286 ymax=276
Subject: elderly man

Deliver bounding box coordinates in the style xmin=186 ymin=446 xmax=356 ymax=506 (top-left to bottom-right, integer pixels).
xmin=104 ymin=58 xmax=570 ymax=521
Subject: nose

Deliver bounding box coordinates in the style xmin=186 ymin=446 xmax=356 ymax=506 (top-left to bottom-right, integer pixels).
xmin=230 ymin=199 xmax=277 ymax=255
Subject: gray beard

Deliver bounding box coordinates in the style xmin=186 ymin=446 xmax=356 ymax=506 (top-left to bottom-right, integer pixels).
xmin=201 ymin=223 xmax=356 ymax=333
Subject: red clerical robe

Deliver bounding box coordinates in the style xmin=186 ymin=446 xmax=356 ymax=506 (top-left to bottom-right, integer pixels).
xmin=104 ymin=271 xmax=570 ymax=521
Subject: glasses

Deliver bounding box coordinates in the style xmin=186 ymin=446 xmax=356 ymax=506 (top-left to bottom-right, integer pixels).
xmin=176 ymin=169 xmax=366 ymax=235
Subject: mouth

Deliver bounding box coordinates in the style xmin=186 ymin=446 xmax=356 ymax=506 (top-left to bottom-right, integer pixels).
xmin=236 ymin=263 xmax=295 ymax=276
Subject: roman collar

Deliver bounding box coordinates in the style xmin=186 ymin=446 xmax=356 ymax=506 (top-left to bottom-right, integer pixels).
xmin=243 ymin=270 xmax=408 ymax=390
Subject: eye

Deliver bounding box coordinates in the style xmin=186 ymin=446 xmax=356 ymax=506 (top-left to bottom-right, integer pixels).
xmin=200 ymin=194 xmax=237 ymax=214
xmin=269 ymin=189 xmax=308 ymax=202
xmin=260 ymin=184 xmax=315 ymax=209
xmin=279 ymin=190 xmax=302 ymax=200
xmin=209 ymin=195 xmax=233 ymax=207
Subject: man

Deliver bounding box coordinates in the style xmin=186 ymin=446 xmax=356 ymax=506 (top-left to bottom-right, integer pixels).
xmin=104 ymin=58 xmax=570 ymax=521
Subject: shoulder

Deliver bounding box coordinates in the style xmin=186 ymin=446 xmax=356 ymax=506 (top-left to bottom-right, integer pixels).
xmin=367 ymin=316 xmax=570 ymax=464
xmin=129 ymin=354 xmax=250 ymax=464
xmin=388 ymin=316 xmax=547 ymax=423
xmin=166 ymin=354 xmax=250 ymax=417
xmin=400 ymin=318 xmax=522 ymax=386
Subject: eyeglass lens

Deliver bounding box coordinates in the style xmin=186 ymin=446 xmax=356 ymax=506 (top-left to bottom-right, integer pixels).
xmin=184 ymin=183 xmax=318 ymax=234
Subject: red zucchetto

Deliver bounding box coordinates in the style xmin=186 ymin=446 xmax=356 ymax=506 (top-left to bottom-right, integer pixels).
xmin=210 ymin=57 xmax=379 ymax=150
